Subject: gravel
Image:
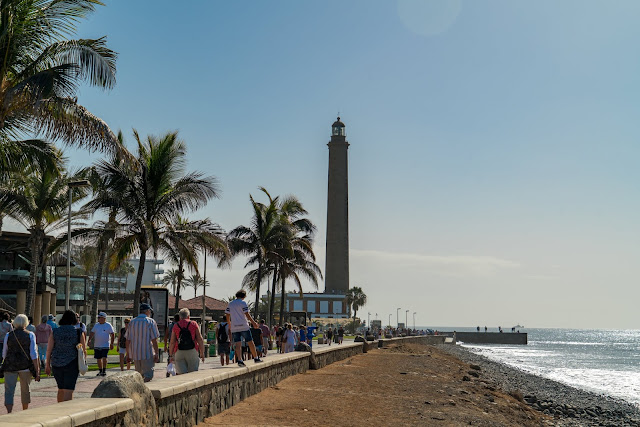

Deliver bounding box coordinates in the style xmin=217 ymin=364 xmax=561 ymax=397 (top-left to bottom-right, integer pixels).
xmin=438 ymin=344 xmax=640 ymax=426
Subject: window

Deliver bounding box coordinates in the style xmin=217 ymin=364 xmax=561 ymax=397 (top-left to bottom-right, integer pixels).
xmin=307 ymin=301 xmax=315 ymax=312
xmin=333 ymin=301 xmax=342 ymax=314
xmin=293 ymin=300 xmax=303 ymax=311
xmin=319 ymin=301 xmax=329 ymax=313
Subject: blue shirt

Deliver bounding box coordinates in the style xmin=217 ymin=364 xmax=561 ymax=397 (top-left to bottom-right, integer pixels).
xmin=47 ymin=320 xmax=58 ymax=330
xmin=51 ymin=325 xmax=80 ymax=367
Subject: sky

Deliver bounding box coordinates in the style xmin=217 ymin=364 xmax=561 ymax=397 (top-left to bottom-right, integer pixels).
xmin=7 ymin=0 xmax=640 ymax=329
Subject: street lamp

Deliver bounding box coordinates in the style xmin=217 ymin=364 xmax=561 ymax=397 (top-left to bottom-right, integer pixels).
xmin=388 ymin=314 xmax=391 ymax=328
xmin=405 ymin=309 xmax=409 ymax=332
xmin=396 ymin=307 xmax=400 ymax=329
xmin=367 ymin=312 xmax=370 ymax=328
xmin=66 ymin=180 xmax=91 ymax=311
xmin=413 ymin=312 xmax=416 ymax=330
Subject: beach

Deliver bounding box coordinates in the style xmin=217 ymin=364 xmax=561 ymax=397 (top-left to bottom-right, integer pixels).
xmin=204 ymin=341 xmax=640 ymax=426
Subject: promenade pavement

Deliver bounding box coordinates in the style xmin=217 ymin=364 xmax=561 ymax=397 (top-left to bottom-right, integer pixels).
xmin=0 ymin=339 xmax=347 ymax=415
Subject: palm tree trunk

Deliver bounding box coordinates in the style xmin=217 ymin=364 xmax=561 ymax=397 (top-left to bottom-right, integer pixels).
xmin=269 ymin=266 xmax=278 ymax=327
xmin=174 ymin=257 xmax=183 ymax=310
xmin=133 ymin=249 xmax=147 ymax=317
xmin=253 ymin=260 xmax=262 ymax=319
xmin=104 ymin=266 xmax=109 ymax=310
xmin=279 ymin=276 xmax=286 ymax=325
xmin=91 ymin=246 xmax=107 ymax=326
xmin=26 ymin=230 xmax=42 ymax=316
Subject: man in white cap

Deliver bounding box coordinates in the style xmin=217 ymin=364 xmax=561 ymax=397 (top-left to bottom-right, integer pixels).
xmin=90 ymin=312 xmax=114 ymax=376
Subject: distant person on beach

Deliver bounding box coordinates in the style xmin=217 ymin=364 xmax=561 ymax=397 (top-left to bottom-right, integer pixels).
xmin=126 ymin=303 xmax=160 ymax=382
xmin=477 ymin=326 xmax=480 ymax=332
xmin=216 ymin=315 xmax=230 ymax=366
xmin=484 ymin=326 xmax=487 ymax=332
xmin=338 ymin=326 xmax=344 ymax=344
xmin=326 ymin=327 xmax=333 ymax=346
xmin=35 ymin=315 xmax=52 ymax=369
xmin=3 ymin=314 xmax=39 ymax=413
xmin=225 ymin=290 xmax=262 ymax=367
xmin=46 ymin=309 xmax=86 ymax=402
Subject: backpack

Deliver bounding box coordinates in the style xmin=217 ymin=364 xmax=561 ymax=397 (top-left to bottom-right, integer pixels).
xmin=217 ymin=323 xmax=228 ymax=343
xmin=177 ymin=322 xmax=195 ymax=350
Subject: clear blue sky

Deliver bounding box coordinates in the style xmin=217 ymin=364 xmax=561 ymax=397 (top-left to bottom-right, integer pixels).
xmin=12 ymin=0 xmax=640 ymax=329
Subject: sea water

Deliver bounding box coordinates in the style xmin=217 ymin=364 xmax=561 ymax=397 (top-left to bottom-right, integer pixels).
xmin=443 ymin=328 xmax=640 ymax=406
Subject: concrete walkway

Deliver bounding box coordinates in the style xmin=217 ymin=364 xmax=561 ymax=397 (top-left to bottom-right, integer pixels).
xmin=0 ymin=340 xmax=348 ymax=415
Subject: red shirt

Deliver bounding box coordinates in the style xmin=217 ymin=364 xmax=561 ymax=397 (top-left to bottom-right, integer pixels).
xmin=259 ymin=324 xmax=270 ymax=339
xmin=172 ymin=319 xmax=199 ymax=353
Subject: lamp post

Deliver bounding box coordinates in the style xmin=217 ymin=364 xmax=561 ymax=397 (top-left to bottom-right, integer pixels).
xmin=396 ymin=307 xmax=400 ymax=329
xmin=405 ymin=309 xmax=409 ymax=332
xmin=388 ymin=314 xmax=391 ymax=328
xmin=413 ymin=312 xmax=416 ymax=330
xmin=66 ymin=180 xmax=91 ymax=311
xmin=202 ymin=248 xmax=207 ymax=335
xmin=367 ymin=312 xmax=370 ymax=328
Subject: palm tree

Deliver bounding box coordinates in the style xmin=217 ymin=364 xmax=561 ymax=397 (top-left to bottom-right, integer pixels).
xmin=183 ymin=273 xmax=207 ymax=298
xmin=91 ymin=130 xmax=219 ymax=316
xmin=227 ymin=188 xmax=289 ymax=319
xmin=2 ymin=157 xmax=89 ymax=316
xmin=346 ymin=287 xmax=367 ymax=331
xmin=0 ymin=0 xmax=118 ymax=156
xmin=162 ymin=268 xmax=181 ymax=296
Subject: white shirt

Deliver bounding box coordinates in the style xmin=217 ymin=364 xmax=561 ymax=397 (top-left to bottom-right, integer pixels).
xmin=2 ymin=330 xmax=37 ymax=359
xmin=225 ymin=299 xmax=250 ymax=333
xmin=91 ymin=322 xmax=114 ymax=348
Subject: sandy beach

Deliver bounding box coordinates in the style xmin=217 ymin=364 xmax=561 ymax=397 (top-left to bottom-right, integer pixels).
xmin=204 ymin=342 xmax=549 ymax=426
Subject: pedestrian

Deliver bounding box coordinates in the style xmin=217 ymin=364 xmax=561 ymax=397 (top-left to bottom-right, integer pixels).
xmin=258 ymin=320 xmax=270 ymax=356
xmin=89 ymin=312 xmax=115 ymax=377
xmin=0 ymin=312 xmax=13 ymax=364
xmin=26 ymin=317 xmax=36 ymax=333
xmin=125 ymin=303 xmax=160 ymax=382
xmin=45 ymin=309 xmax=86 ymax=402
xmin=326 ymin=327 xmax=333 ymax=346
xmin=164 ymin=314 xmax=180 ymax=354
xmin=46 ymin=314 xmax=58 ymax=330
xmin=338 ymin=326 xmax=344 ymax=344
xmin=168 ymin=308 xmax=205 ymax=374
xmin=117 ymin=318 xmax=131 ymax=371
xmin=225 ymin=290 xmax=262 ymax=367
xmin=275 ymin=326 xmax=283 ymax=353
xmin=2 ymin=314 xmax=39 ymax=413
xmin=299 ymin=326 xmax=307 ymax=347
xmin=35 ymin=315 xmax=52 ymax=370
xmin=75 ymin=313 xmax=87 ymax=335
xmin=250 ymin=324 xmax=263 ymax=356
xmin=283 ymin=324 xmax=296 ymax=353
xmin=216 ymin=315 xmax=230 ymax=366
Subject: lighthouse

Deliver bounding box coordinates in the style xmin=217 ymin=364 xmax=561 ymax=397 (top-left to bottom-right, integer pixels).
xmin=324 ymin=117 xmax=350 ymax=294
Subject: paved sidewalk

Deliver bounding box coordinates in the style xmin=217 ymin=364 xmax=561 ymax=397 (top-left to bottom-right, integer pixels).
xmin=0 ymin=340 xmax=346 ymax=415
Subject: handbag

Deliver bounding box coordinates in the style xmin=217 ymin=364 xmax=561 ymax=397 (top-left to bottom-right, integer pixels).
xmin=77 ymin=330 xmax=88 ymax=375
xmin=13 ymin=331 xmax=38 ymax=378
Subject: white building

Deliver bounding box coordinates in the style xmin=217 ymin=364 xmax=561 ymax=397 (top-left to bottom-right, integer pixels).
xmin=125 ymin=258 xmax=164 ymax=291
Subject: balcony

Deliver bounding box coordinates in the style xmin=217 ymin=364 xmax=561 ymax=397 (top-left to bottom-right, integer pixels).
xmin=153 ymin=269 xmax=164 ymax=275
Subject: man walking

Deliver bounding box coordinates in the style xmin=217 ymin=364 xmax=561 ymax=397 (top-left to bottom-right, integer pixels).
xmin=225 ymin=290 xmax=262 ymax=367
xmin=259 ymin=319 xmax=270 ymax=356
xmin=338 ymin=325 xmax=344 ymax=344
xmin=90 ymin=312 xmax=115 ymax=376
xmin=216 ymin=315 xmax=230 ymax=366
xmin=126 ymin=303 xmax=160 ymax=382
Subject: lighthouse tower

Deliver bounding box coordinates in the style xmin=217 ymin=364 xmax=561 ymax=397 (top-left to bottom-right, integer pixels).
xmin=324 ymin=117 xmax=350 ymax=294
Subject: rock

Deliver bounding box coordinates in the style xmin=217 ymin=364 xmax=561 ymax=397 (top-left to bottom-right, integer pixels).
xmin=354 ymin=336 xmax=365 ymax=343
xmin=469 ymin=364 xmax=481 ymax=371
xmin=467 ymin=370 xmax=479 ymax=378
xmin=448 ymin=399 xmax=456 ymax=406
xmin=462 ymin=375 xmax=471 ymax=381
xmin=91 ymin=371 xmax=157 ymax=426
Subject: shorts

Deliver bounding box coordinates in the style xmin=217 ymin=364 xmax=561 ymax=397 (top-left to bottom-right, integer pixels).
xmin=231 ymin=330 xmax=252 ymax=344
xmin=52 ymin=359 xmax=79 ymax=390
xmin=256 ymin=345 xmax=263 ymax=353
xmin=262 ymin=337 xmax=269 ymax=348
xmin=94 ymin=348 xmax=109 ymax=359
xmin=119 ymin=347 xmax=127 ymax=355
xmin=218 ymin=342 xmax=230 ymax=355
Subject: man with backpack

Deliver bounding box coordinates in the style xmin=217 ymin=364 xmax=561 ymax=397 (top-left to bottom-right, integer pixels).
xmin=216 ymin=315 xmax=230 ymax=366
xmin=168 ymin=308 xmax=205 ymax=374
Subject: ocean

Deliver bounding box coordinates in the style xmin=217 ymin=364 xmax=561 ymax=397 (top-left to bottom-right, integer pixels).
xmin=440 ymin=327 xmax=640 ymax=406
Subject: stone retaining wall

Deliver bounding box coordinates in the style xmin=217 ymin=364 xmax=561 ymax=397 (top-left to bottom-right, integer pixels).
xmin=0 ymin=336 xmax=442 ymax=426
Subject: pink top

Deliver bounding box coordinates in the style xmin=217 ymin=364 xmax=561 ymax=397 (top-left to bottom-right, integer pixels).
xmin=35 ymin=323 xmax=52 ymax=344
xmin=172 ymin=319 xmax=199 ymax=353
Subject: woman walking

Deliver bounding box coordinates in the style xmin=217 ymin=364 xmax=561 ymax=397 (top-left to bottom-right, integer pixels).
xmin=283 ymin=324 xmax=296 ymax=353
xmin=45 ymin=310 xmax=87 ymax=402
xmin=168 ymin=309 xmax=204 ymax=374
xmin=118 ymin=318 xmax=131 ymax=371
xmin=2 ymin=314 xmax=39 ymax=413
xmin=35 ymin=315 xmax=52 ymax=369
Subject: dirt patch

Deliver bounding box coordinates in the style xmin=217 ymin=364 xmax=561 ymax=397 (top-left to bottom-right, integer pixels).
xmin=204 ymin=343 xmax=551 ymax=426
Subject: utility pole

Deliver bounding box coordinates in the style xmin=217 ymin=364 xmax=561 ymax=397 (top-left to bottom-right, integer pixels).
xmin=201 ymin=249 xmax=207 ymax=335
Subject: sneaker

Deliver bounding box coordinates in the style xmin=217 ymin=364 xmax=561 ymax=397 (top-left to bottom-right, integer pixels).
xmin=237 ymin=360 xmax=246 ymax=367
xmin=254 ymin=358 xmax=263 ymax=363
xmin=96 ymin=371 xmax=103 ymax=376
xmin=101 ymin=371 xmax=107 ymax=376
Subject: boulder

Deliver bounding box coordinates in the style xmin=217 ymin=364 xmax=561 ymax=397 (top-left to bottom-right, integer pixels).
xmin=295 ymin=342 xmax=318 ymax=369
xmin=91 ymin=371 xmax=157 ymax=426
xmin=354 ymin=335 xmax=365 ymax=343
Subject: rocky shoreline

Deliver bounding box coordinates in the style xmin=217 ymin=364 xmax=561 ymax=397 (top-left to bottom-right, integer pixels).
xmin=438 ymin=344 xmax=640 ymax=426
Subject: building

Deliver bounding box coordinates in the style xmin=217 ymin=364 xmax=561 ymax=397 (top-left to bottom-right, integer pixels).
xmin=125 ymin=258 xmax=164 ymax=291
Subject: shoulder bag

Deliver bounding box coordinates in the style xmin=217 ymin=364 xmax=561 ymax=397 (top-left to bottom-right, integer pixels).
xmin=77 ymin=329 xmax=88 ymax=375
xmin=13 ymin=331 xmax=38 ymax=379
